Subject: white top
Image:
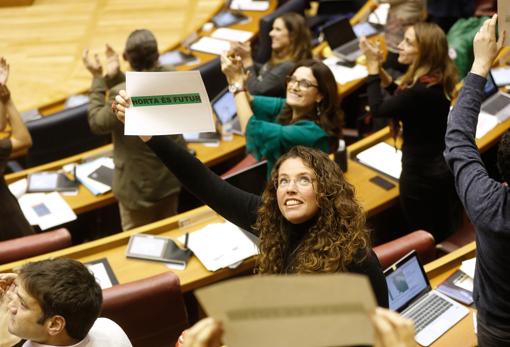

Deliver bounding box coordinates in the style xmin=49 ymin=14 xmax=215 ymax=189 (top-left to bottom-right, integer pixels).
xmin=23 ymin=318 xmax=132 ymax=347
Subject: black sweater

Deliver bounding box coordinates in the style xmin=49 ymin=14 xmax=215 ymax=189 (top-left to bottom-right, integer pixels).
xmin=146 ymin=136 xmax=389 ymax=308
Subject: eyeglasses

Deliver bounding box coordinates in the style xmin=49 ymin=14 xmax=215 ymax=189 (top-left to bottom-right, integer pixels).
xmin=286 ymin=76 xmax=319 ymax=90
xmin=274 ymin=175 xmax=315 ymax=189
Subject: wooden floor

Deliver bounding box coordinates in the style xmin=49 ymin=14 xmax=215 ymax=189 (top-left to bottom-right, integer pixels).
xmin=0 ymin=0 xmax=223 ymax=113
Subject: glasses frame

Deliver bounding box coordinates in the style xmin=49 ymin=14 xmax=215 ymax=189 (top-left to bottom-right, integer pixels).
xmin=286 ymin=75 xmax=319 ymax=90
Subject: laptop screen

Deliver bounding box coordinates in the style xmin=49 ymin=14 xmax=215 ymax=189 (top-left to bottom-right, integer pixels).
xmin=212 ymin=89 xmax=237 ymax=125
xmin=385 ymin=252 xmax=429 ymax=312
xmin=322 ymin=17 xmax=356 ymax=50
xmin=483 ymin=71 xmax=498 ymax=100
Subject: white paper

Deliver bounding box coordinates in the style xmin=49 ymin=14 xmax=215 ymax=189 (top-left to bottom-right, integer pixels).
xmin=356 ymin=142 xmax=402 ymax=180
xmin=323 ymin=57 xmax=368 ymax=84
xmin=125 ymin=71 xmax=215 ymax=136
xmin=8 ymin=178 xmax=28 ymax=199
xmin=211 ymin=28 xmax=254 ymax=43
xmin=75 ymin=157 xmax=114 ymax=195
xmin=460 ymin=257 xmax=476 ymax=279
xmin=453 ymin=273 xmax=474 ymax=292
xmin=18 ymin=192 xmax=76 ymax=230
xmin=86 ymin=263 xmax=115 ymax=289
xmin=230 ymin=0 xmax=269 ymax=11
xmin=491 ymin=67 xmax=510 ymax=86
xmin=368 ymin=3 xmax=389 ymax=26
xmin=476 ymin=112 xmax=498 ymax=139
xmin=190 ymin=36 xmax=232 ymax=56
xmin=178 ymin=221 xmax=259 ymax=272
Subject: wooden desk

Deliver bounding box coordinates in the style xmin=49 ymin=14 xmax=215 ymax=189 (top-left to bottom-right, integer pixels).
xmin=4 ymin=135 xmax=246 ymax=214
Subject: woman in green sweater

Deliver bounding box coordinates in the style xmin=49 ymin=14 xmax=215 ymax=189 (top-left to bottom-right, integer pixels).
xmin=221 ymin=57 xmax=343 ymax=175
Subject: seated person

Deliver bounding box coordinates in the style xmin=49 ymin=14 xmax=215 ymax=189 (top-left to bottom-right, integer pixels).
xmin=180 ymin=308 xmax=415 ymax=347
xmin=0 ymin=258 xmax=132 ymax=347
xmin=221 ymin=57 xmax=343 ymax=175
xmin=82 ymin=29 xmax=186 ymax=231
xmin=0 ymin=57 xmax=34 ymax=241
xmin=228 ymin=12 xmax=312 ymax=97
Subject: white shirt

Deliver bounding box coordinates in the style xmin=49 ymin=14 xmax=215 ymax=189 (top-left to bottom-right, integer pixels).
xmin=22 ymin=318 xmax=132 ymax=347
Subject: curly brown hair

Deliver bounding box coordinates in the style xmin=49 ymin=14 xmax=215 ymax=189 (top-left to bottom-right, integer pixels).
xmin=253 ymin=146 xmax=370 ymax=274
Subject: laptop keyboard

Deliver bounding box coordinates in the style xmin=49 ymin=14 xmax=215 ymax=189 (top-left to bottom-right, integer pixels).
xmin=402 ymin=294 xmax=453 ymax=334
xmin=482 ymin=94 xmax=510 ymax=115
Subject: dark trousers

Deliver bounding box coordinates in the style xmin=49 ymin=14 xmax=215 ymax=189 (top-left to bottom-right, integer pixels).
xmin=478 ymin=317 xmax=510 ymax=347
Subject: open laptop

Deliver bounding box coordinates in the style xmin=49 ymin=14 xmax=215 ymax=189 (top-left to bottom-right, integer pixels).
xmin=322 ymin=18 xmax=374 ymax=63
xmin=211 ymin=87 xmax=242 ymax=135
xmin=384 ymin=251 xmax=469 ymax=346
xmin=480 ymin=71 xmax=510 ymax=123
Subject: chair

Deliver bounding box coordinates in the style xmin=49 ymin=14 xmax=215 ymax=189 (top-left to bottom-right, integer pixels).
xmin=0 ymin=228 xmax=72 ymax=265
xmin=25 ymin=103 xmax=109 ymax=167
xmin=101 ymin=272 xmax=189 ymax=347
xmin=195 ymin=57 xmax=228 ymax=101
xmin=436 ymin=212 xmax=475 ymax=254
xmin=373 ymin=230 xmax=436 ymax=269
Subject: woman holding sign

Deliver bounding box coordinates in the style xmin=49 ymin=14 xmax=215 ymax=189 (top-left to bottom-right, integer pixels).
xmin=221 ymin=57 xmax=343 ymax=176
xmin=114 ymin=95 xmax=388 ymax=308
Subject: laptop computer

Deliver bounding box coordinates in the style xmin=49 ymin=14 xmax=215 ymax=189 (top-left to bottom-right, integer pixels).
xmin=480 ymin=71 xmax=510 ymax=123
xmin=384 ymin=251 xmax=469 ymax=346
xmin=322 ymin=17 xmax=367 ymax=63
xmin=211 ymin=87 xmax=243 ymax=135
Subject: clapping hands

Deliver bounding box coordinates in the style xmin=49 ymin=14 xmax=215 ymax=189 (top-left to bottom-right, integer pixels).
xmin=82 ymin=44 xmax=120 ymax=78
xmin=471 ymin=14 xmax=506 ymax=77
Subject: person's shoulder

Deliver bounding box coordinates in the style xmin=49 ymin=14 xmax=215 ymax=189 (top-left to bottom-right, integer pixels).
xmin=87 ymin=318 xmax=132 ymax=346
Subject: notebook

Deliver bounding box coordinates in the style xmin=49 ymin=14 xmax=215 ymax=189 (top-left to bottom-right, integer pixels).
xmin=384 ymin=251 xmax=469 ymax=346
xmin=322 ymin=17 xmax=363 ymax=63
xmin=479 ymin=71 xmax=510 ymax=123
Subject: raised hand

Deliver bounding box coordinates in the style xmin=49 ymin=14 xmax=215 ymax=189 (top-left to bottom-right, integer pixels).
xmin=105 ymin=44 xmax=120 ymax=78
xmin=0 ymin=57 xmax=10 ymax=86
xmin=220 ymin=52 xmax=245 ymax=85
xmin=0 ymin=273 xmax=16 ymax=297
xmin=82 ymin=49 xmax=103 ymax=78
xmin=360 ymin=36 xmax=382 ymax=74
xmin=182 ymin=318 xmax=223 ymax=347
xmin=472 ymin=14 xmax=506 ymax=77
xmin=372 ymin=308 xmax=415 ymax=347
xmin=113 ymin=89 xmax=130 ymax=124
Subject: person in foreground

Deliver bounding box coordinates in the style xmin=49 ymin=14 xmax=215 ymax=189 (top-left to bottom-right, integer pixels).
xmin=360 ymin=22 xmax=461 ymax=241
xmin=180 ymin=308 xmax=415 ymax=347
xmin=221 ymin=57 xmax=343 ymax=176
xmin=0 ymin=57 xmax=34 ymax=241
xmin=0 ymin=258 xmax=132 ymax=347
xmin=116 ymin=96 xmax=388 ymax=307
xmin=443 ymin=15 xmax=510 ymax=346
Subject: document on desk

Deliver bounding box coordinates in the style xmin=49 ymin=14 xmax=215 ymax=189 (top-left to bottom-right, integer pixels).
xmin=460 ymin=257 xmax=476 ymax=279
xmin=177 ymin=221 xmax=258 ymax=272
xmin=230 ymin=0 xmax=269 ymax=11
xmin=18 ymin=192 xmax=76 ymax=230
xmin=322 ymin=57 xmax=368 ymax=85
xmin=75 ymin=157 xmax=114 ymax=195
xmin=356 ymin=142 xmax=402 ymax=180
xmin=190 ymin=36 xmax=232 ymax=56
xmin=211 ymin=28 xmax=254 ymax=43
xmin=125 ymin=71 xmax=214 ymax=136
xmin=195 ymin=274 xmax=376 ymax=347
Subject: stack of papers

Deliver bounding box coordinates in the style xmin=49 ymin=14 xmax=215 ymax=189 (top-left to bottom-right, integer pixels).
xmin=460 ymin=257 xmax=476 ymax=279
xmin=18 ymin=192 xmax=76 ymax=230
xmin=178 ymin=221 xmax=258 ymax=271
xmin=190 ymin=37 xmax=232 ymax=55
xmin=75 ymin=157 xmax=114 ymax=195
xmin=211 ymin=28 xmax=254 ymax=43
xmin=322 ymin=57 xmax=368 ymax=85
xmin=356 ymin=142 xmax=402 ymax=180
xmin=230 ymin=0 xmax=269 ymax=11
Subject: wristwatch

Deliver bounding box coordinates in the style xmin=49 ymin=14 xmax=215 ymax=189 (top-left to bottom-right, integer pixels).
xmin=228 ymin=82 xmax=246 ymax=95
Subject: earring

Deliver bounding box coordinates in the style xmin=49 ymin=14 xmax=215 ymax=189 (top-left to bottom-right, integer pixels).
xmin=316 ymin=101 xmax=321 ymax=117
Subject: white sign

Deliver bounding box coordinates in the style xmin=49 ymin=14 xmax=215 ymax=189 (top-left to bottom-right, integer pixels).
xmin=125 ymin=71 xmax=215 ymax=136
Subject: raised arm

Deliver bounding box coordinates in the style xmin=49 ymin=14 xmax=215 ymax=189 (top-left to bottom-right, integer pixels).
xmin=114 ymin=91 xmax=260 ymax=232
xmin=444 ymin=15 xmax=510 ymax=233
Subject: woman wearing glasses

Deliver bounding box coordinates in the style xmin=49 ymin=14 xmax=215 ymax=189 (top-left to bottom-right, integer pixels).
xmin=115 ymin=96 xmax=388 ymax=307
xmin=221 ymin=58 xmax=343 ymax=175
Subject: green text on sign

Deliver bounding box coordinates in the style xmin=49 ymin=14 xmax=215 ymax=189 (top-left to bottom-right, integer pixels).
xmin=131 ymin=93 xmax=202 ymax=107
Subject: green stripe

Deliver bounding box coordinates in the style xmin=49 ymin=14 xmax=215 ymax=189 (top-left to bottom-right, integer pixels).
xmin=131 ymin=93 xmax=202 ymax=107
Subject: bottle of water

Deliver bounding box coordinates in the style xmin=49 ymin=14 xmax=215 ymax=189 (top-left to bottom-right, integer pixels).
xmin=334 ymin=139 xmax=348 ymax=172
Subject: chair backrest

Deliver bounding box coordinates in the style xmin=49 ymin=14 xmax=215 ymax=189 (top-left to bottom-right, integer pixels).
xmin=101 ymin=272 xmax=189 ymax=347
xmin=252 ymin=0 xmax=307 ymax=64
xmin=195 ymin=57 xmax=228 ymax=101
xmin=373 ymin=230 xmax=436 ymax=269
xmin=26 ymin=103 xmax=109 ymax=167
xmin=0 ymin=228 xmax=72 ymax=265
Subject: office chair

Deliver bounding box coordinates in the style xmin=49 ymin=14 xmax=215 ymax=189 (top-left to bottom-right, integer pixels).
xmin=0 ymin=228 xmax=72 ymax=265
xmin=25 ymin=103 xmax=109 ymax=167
xmin=101 ymin=272 xmax=189 ymax=347
xmin=373 ymin=230 xmax=436 ymax=269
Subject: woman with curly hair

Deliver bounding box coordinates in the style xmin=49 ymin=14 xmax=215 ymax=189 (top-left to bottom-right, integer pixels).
xmin=115 ymin=96 xmax=388 ymax=306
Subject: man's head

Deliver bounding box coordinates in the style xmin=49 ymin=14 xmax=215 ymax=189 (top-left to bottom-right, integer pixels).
xmin=8 ymin=258 xmax=102 ymax=344
xmin=498 ymin=130 xmax=510 ymax=183
xmin=123 ymin=29 xmax=159 ymax=71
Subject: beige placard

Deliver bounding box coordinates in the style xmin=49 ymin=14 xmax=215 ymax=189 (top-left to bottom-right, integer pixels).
xmin=499 ymin=0 xmax=510 ymax=46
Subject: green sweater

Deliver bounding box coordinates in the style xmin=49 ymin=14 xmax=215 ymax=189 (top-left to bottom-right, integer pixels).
xmin=246 ymin=95 xmax=329 ymax=176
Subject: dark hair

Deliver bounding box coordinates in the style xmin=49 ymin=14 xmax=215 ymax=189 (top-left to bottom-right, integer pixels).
xmin=399 ymin=22 xmax=458 ymax=99
xmin=497 ymin=131 xmax=510 ymax=183
xmin=271 ymin=12 xmax=312 ymax=64
xmin=19 ymin=258 xmax=102 ymax=340
xmin=254 ymin=146 xmax=370 ymax=274
xmin=124 ymin=29 xmax=159 ymax=71
xmin=278 ymin=59 xmax=343 ymax=152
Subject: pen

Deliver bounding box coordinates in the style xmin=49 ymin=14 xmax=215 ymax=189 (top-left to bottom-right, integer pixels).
xmin=184 ymin=232 xmax=189 ymax=250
